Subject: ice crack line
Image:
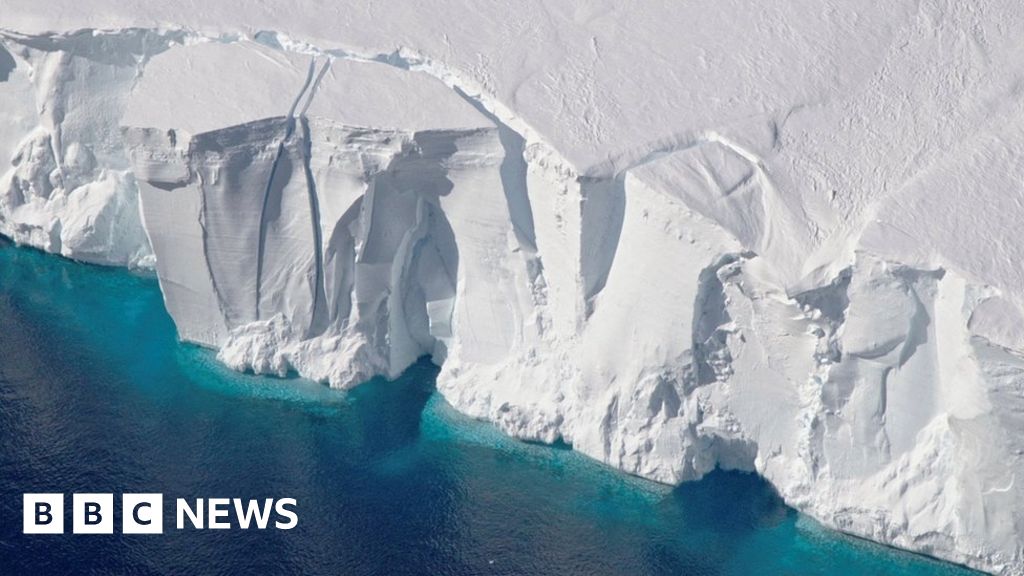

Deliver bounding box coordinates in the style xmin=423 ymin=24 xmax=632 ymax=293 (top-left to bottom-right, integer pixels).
xmin=255 ymin=56 xmax=318 ymax=320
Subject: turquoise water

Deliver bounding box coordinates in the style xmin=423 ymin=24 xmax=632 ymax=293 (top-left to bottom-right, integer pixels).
xmin=0 ymin=239 xmax=978 ymax=575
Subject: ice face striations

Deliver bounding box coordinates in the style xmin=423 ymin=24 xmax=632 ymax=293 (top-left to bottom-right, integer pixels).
xmin=2 ymin=17 xmax=1023 ymax=576
xmin=122 ymin=41 xmax=522 ymax=386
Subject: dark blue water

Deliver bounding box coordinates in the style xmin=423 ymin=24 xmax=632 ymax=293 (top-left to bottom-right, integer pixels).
xmin=0 ymin=239 xmax=977 ymax=576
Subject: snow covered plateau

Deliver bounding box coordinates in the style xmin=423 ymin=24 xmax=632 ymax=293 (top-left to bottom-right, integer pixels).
xmin=2 ymin=2 xmax=1023 ymax=573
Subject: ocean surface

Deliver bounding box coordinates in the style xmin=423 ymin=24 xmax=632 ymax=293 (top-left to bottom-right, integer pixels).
xmin=0 ymin=239 xmax=978 ymax=576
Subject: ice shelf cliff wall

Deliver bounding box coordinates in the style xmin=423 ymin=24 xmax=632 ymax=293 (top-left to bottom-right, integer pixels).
xmin=0 ymin=22 xmax=1022 ymax=576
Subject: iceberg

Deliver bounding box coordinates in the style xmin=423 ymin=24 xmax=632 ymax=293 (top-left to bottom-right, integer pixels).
xmin=1 ymin=4 xmax=1023 ymax=573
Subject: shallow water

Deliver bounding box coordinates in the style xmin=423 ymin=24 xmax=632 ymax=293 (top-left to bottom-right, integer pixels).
xmin=0 ymin=240 xmax=977 ymax=575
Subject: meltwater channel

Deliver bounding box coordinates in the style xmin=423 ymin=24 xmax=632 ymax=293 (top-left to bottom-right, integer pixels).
xmin=0 ymin=239 xmax=977 ymax=575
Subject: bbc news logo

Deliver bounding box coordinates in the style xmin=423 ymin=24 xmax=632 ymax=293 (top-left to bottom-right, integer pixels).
xmin=23 ymin=494 xmax=297 ymax=534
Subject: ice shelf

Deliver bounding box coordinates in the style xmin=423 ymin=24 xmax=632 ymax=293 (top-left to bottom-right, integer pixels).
xmin=2 ymin=5 xmax=1023 ymax=573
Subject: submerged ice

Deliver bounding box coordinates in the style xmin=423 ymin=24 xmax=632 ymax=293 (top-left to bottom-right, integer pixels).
xmin=1 ymin=9 xmax=1023 ymax=575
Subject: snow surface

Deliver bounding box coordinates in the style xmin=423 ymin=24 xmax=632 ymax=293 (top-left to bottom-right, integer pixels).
xmin=2 ymin=3 xmax=1024 ymax=573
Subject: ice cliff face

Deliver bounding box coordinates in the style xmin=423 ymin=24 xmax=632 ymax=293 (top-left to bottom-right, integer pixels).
xmin=0 ymin=30 xmax=174 ymax=267
xmin=123 ymin=41 xmax=528 ymax=389
xmin=2 ymin=10 xmax=1024 ymax=575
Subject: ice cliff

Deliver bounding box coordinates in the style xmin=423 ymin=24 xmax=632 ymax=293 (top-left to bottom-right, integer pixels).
xmin=2 ymin=3 xmax=1023 ymax=573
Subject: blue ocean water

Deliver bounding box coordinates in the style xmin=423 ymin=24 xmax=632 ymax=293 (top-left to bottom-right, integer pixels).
xmin=0 ymin=239 xmax=977 ymax=576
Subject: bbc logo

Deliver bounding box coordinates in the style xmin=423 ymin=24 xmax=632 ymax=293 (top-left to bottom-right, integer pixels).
xmin=24 ymin=494 xmax=298 ymax=533
xmin=23 ymin=493 xmax=163 ymax=534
